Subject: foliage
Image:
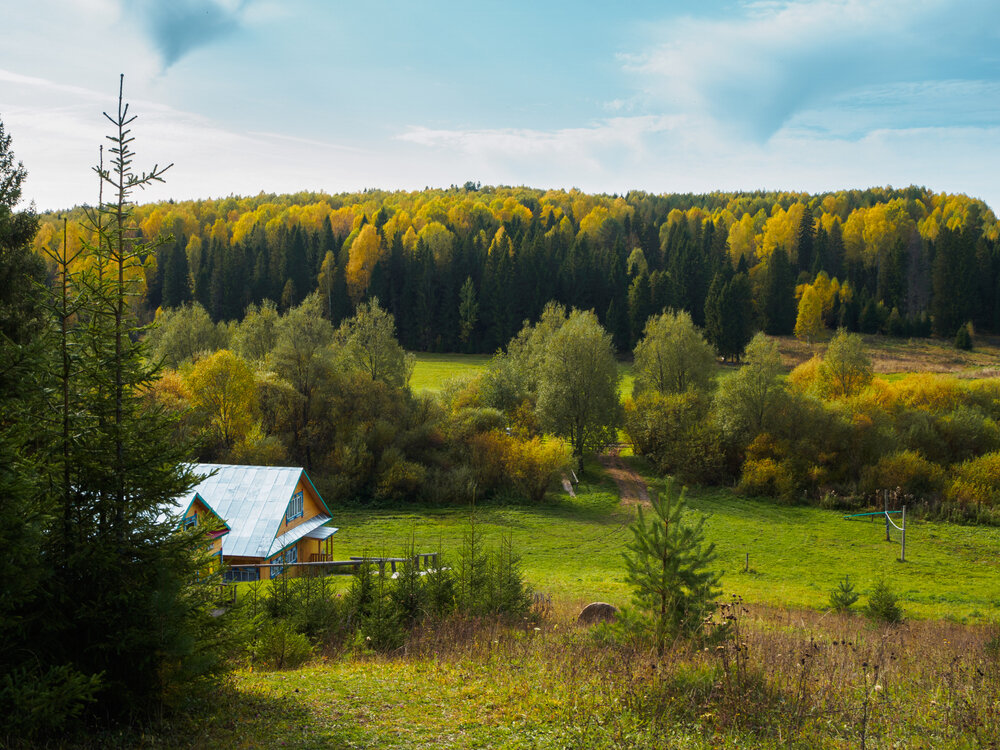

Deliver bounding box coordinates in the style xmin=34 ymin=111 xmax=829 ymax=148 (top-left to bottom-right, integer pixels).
xmin=947 ymin=451 xmax=1000 ymax=509
xmin=623 ymin=480 xmax=721 ymax=650
xmin=337 ymin=296 xmax=414 ymax=388
xmin=253 ymin=620 xmax=314 ymax=670
xmin=0 ymin=83 xmax=227 ymax=739
xmin=829 ymin=575 xmax=860 ymax=613
xmin=860 ymin=450 xmax=944 ymax=498
xmin=535 ymin=308 xmax=621 ymax=462
xmin=632 ymin=309 xmax=716 ymax=396
xmin=184 ymin=349 xmax=260 ymax=451
xmin=714 ymin=333 xmax=785 ymax=446
xmin=623 ymin=391 xmax=731 ymax=485
xmin=146 ymin=302 xmax=227 ymax=369
xmin=955 ymin=321 xmax=974 ymax=350
xmin=864 ymin=579 xmax=905 ymax=625
xmin=818 ymin=328 xmax=873 ymax=398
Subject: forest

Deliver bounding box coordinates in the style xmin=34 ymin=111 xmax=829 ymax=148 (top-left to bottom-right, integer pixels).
xmin=32 ymin=183 xmax=1000 ymax=355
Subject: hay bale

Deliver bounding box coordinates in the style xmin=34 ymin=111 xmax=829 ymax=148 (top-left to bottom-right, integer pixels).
xmin=577 ymin=602 xmax=619 ymax=625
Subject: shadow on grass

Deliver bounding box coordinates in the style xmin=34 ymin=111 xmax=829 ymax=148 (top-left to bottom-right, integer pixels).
xmin=115 ymin=678 xmax=364 ymax=750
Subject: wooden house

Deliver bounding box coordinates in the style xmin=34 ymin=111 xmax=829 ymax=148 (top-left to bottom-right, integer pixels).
xmin=166 ymin=490 xmax=230 ymax=573
xmin=188 ymin=464 xmax=337 ymax=581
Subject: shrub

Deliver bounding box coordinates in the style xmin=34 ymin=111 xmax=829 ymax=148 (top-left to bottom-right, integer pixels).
xmin=788 ymin=355 xmax=821 ymax=393
xmin=955 ymin=321 xmax=973 ymax=350
xmin=829 ymin=575 xmax=859 ymax=613
xmin=859 ymin=450 xmax=945 ymax=498
xmin=739 ymin=456 xmax=796 ymax=500
xmin=625 ymin=391 xmax=731 ymax=485
xmin=864 ymin=580 xmax=904 ymax=625
xmin=946 ymin=452 xmax=1000 ymax=509
xmin=254 ymin=620 xmax=313 ymax=670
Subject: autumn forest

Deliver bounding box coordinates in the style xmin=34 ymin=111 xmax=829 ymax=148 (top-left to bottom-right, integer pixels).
xmin=34 ymin=184 xmax=1000 ymax=356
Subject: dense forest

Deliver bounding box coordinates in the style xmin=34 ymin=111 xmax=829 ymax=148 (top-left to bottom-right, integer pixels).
xmin=34 ymin=184 xmax=1000 ymax=354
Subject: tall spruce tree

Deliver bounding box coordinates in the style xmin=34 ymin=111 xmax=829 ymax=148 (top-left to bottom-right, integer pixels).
xmin=761 ymin=247 xmax=797 ymax=335
xmin=39 ymin=77 xmax=223 ymax=726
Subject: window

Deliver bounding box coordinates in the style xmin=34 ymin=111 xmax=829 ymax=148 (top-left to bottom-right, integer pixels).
xmin=271 ymin=546 xmax=297 ymax=578
xmin=182 ymin=514 xmax=197 ymax=530
xmin=286 ymin=491 xmax=304 ymax=523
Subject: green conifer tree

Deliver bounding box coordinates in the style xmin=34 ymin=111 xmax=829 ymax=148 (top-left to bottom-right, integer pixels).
xmin=623 ymin=480 xmax=720 ymax=652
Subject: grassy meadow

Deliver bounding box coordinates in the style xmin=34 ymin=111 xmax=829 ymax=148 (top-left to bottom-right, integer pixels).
xmin=134 ymin=342 xmax=1000 ymax=749
xmin=325 ymin=460 xmax=1000 ymax=623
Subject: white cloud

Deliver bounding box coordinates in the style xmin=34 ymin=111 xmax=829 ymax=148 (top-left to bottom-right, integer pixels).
xmin=627 ymin=0 xmax=1000 ymax=140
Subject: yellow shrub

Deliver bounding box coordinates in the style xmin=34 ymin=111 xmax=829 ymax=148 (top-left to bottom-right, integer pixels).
xmin=860 ymin=450 xmax=944 ymax=498
xmin=788 ymin=356 xmax=821 ymax=392
xmin=739 ymin=457 xmax=795 ymax=500
xmin=946 ymin=452 xmax=1000 ymax=508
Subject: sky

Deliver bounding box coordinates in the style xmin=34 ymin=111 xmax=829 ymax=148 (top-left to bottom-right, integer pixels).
xmin=3 ymin=0 xmax=999 ymax=212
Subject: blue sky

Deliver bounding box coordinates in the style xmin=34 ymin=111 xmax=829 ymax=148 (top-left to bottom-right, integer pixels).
xmin=3 ymin=0 xmax=999 ymax=211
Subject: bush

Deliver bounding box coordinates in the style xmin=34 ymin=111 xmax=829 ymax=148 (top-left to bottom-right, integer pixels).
xmin=864 ymin=580 xmax=904 ymax=625
xmin=955 ymin=322 xmax=973 ymax=350
xmin=829 ymin=576 xmax=859 ymax=613
xmin=739 ymin=456 xmax=796 ymax=500
xmin=788 ymin=355 xmax=821 ymax=393
xmin=625 ymin=391 xmax=731 ymax=485
xmin=860 ymin=450 xmax=945 ymax=498
xmin=254 ymin=620 xmax=313 ymax=670
xmin=946 ymin=452 xmax=1000 ymax=509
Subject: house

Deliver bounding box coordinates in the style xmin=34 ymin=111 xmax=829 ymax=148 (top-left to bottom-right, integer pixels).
xmin=188 ymin=464 xmax=338 ymax=581
xmin=165 ymin=490 xmax=231 ymax=573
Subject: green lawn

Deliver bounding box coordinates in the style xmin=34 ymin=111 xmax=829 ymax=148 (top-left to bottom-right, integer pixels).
xmin=409 ymin=352 xmax=491 ymax=393
xmin=325 ymin=461 xmax=1000 ymax=623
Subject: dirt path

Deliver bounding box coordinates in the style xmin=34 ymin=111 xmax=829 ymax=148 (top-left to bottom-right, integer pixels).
xmin=598 ymin=445 xmax=652 ymax=507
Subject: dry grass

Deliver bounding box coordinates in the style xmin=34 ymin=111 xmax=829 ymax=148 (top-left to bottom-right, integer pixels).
xmin=775 ymin=333 xmax=1000 ymax=377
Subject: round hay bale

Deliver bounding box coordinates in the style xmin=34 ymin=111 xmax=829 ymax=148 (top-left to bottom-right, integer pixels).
xmin=577 ymin=602 xmax=619 ymax=625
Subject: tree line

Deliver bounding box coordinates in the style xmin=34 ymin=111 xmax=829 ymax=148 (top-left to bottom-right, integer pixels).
xmin=34 ymin=184 xmax=1000 ymax=357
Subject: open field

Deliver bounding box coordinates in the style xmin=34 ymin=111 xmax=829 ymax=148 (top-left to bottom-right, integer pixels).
xmin=323 ymin=460 xmax=1000 ymax=623
xmin=412 ymin=333 xmax=1000 ymax=403
xmin=409 ymin=352 xmax=491 ymax=393
xmin=775 ymin=333 xmax=1000 ymax=377
xmin=410 ymin=352 xmax=637 ymax=398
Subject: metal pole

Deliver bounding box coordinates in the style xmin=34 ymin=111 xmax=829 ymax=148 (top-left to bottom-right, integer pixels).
xmin=884 ymin=490 xmax=891 ymax=541
xmin=901 ymin=506 xmax=906 ymax=562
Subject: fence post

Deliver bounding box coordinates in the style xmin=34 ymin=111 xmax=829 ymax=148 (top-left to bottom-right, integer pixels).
xmin=901 ymin=506 xmax=906 ymax=562
xmin=884 ymin=490 xmax=891 ymax=541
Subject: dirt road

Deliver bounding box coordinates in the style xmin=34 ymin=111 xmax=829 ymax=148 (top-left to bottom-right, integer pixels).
xmin=598 ymin=445 xmax=652 ymax=507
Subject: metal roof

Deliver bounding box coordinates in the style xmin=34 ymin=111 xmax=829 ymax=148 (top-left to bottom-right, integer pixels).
xmin=189 ymin=464 xmax=333 ymax=559
xmin=157 ymin=490 xmax=229 ymax=534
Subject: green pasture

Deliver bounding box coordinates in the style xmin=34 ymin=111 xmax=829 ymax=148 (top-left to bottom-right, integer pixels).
xmin=324 ymin=462 xmax=1000 ymax=623
xmin=411 ymin=351 xmax=638 ymax=398
xmin=409 ymin=352 xmax=491 ymax=393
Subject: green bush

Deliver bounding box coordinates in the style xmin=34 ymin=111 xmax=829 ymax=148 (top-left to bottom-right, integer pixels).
xmin=955 ymin=322 xmax=973 ymax=350
xmin=864 ymin=580 xmax=904 ymax=625
xmin=829 ymin=575 xmax=859 ymax=613
xmin=738 ymin=456 xmax=796 ymax=500
xmin=624 ymin=391 xmax=731 ymax=485
xmin=254 ymin=620 xmax=313 ymax=670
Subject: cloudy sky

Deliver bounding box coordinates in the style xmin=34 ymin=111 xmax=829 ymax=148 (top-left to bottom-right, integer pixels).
xmin=3 ymin=0 xmax=999 ymax=211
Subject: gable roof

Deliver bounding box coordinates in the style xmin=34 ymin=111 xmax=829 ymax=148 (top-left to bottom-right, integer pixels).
xmin=190 ymin=464 xmax=333 ymax=559
xmin=159 ymin=490 xmax=230 ymax=537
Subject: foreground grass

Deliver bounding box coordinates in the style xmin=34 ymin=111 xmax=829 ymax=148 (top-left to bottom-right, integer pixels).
xmin=130 ymin=608 xmax=1000 ymax=749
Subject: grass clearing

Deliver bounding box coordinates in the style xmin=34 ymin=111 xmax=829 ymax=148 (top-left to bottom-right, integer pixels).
xmin=409 ymin=352 xmax=491 ymax=393
xmin=324 ymin=461 xmax=1000 ymax=623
